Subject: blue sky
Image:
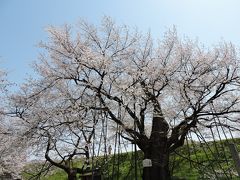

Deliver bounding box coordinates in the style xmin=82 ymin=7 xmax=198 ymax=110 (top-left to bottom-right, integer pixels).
xmin=1 ymin=0 xmax=240 ymax=85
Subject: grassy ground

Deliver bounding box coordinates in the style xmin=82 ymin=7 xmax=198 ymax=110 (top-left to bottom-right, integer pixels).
xmin=22 ymin=139 xmax=240 ymax=180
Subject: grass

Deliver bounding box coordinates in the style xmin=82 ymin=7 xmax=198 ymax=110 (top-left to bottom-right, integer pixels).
xmin=22 ymin=139 xmax=240 ymax=180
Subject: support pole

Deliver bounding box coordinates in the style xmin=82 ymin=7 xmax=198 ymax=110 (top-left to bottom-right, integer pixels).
xmin=228 ymin=143 xmax=240 ymax=176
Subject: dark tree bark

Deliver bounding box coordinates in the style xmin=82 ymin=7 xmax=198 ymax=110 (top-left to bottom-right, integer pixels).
xmin=143 ymin=144 xmax=170 ymax=180
xmin=142 ymin=105 xmax=171 ymax=180
xmin=67 ymin=169 xmax=77 ymax=180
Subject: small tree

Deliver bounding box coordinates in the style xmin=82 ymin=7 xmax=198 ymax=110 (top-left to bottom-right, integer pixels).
xmin=0 ymin=69 xmax=27 ymax=179
xmin=16 ymin=17 xmax=240 ymax=179
xmin=11 ymin=78 xmax=103 ymax=180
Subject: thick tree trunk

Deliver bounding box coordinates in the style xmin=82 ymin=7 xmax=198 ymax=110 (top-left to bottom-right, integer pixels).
xmin=142 ymin=103 xmax=171 ymax=179
xmin=142 ymin=141 xmax=170 ymax=180
xmin=67 ymin=170 xmax=77 ymax=180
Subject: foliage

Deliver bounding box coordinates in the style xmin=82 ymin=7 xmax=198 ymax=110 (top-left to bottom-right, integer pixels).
xmin=9 ymin=17 xmax=240 ymax=179
xmin=0 ymin=69 xmax=28 ymax=179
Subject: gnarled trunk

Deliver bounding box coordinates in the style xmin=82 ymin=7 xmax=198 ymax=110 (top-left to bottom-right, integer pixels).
xmin=142 ymin=104 xmax=171 ymax=180
xmin=67 ymin=169 xmax=77 ymax=180
xmin=142 ymin=142 xmax=170 ymax=180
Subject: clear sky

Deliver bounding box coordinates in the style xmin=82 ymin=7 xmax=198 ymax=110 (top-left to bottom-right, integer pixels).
xmin=0 ymin=0 xmax=240 ymax=85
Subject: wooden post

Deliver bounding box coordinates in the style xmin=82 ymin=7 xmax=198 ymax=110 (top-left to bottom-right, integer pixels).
xmin=228 ymin=143 xmax=240 ymax=176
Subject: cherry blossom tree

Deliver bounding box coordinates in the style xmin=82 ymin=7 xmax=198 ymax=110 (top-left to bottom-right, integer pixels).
xmin=14 ymin=17 xmax=240 ymax=179
xmin=0 ymin=70 xmax=27 ymax=179
xmin=10 ymin=78 xmax=104 ymax=180
xmin=0 ymin=120 xmax=27 ymax=179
